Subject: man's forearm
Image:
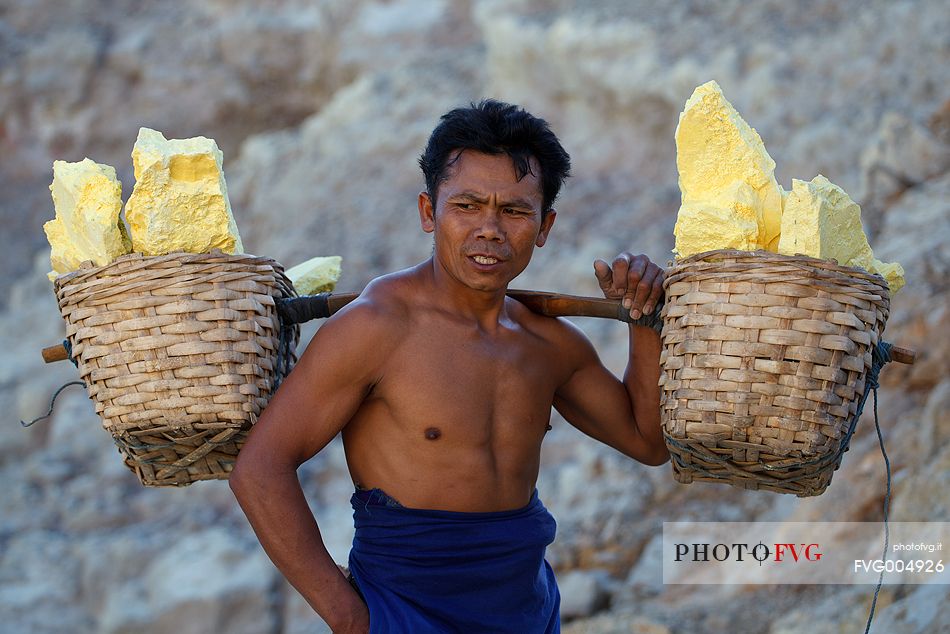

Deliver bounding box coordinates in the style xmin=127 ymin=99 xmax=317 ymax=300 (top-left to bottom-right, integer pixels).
xmin=229 ymin=464 xmax=367 ymax=630
xmin=624 ymin=324 xmax=668 ymax=465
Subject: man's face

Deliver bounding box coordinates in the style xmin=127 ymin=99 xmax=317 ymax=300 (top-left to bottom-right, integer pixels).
xmin=418 ymin=151 xmax=556 ymax=294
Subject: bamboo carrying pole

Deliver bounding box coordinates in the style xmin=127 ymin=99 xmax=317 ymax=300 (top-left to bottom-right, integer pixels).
xmin=41 ymin=289 xmax=916 ymax=365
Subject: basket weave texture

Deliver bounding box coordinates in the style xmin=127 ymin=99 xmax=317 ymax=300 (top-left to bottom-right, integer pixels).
xmin=55 ymin=251 xmax=299 ymax=487
xmin=659 ymin=250 xmax=890 ymax=497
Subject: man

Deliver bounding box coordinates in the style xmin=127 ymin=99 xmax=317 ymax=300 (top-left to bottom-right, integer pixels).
xmin=230 ymin=100 xmax=669 ymax=633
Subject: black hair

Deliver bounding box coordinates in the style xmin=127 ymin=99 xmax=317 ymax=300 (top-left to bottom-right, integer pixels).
xmin=418 ymin=99 xmax=571 ymax=215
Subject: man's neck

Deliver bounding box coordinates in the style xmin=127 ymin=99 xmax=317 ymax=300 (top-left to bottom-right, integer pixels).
xmin=422 ymin=257 xmax=511 ymax=331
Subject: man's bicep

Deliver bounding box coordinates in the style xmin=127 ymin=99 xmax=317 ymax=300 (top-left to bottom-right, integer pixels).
xmin=554 ymin=350 xmax=632 ymax=440
xmin=553 ymin=327 xmax=666 ymax=464
xmin=240 ymin=302 xmax=392 ymax=467
xmin=552 ymin=324 xmax=633 ymax=440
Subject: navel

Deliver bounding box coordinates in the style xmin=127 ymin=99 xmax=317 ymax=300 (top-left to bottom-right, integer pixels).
xmin=424 ymin=427 xmax=442 ymax=440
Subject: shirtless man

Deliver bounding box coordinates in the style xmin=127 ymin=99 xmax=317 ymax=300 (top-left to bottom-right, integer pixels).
xmin=230 ymin=100 xmax=669 ymax=633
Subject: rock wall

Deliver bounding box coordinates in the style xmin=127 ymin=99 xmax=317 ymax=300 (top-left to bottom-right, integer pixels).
xmin=2 ymin=1 xmax=948 ymax=632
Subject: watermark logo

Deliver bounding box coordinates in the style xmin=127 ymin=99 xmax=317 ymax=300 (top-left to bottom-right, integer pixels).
xmin=663 ymin=522 xmax=948 ymax=585
xmin=672 ymin=541 xmax=823 ymax=563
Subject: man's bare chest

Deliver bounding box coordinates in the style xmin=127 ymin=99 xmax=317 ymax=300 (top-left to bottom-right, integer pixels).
xmin=367 ymin=324 xmax=563 ymax=440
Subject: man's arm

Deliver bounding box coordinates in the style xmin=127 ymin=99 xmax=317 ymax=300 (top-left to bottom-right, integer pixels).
xmin=229 ymin=295 xmax=397 ymax=633
xmin=552 ymin=253 xmax=669 ymax=466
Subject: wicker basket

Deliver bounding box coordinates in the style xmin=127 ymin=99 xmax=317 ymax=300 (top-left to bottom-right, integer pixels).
xmin=54 ymin=251 xmax=299 ymax=487
xmin=659 ymin=250 xmax=890 ymax=497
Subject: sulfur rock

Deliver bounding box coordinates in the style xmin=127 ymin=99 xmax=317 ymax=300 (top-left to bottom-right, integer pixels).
xmin=125 ymin=128 xmax=243 ymax=256
xmin=778 ymin=176 xmax=873 ymax=267
xmin=673 ymin=180 xmax=761 ymax=256
xmin=778 ymin=175 xmax=904 ymax=293
xmin=673 ymin=80 xmax=784 ymax=257
xmin=44 ymin=158 xmax=131 ymax=281
xmin=286 ymin=256 xmax=342 ymax=295
xmin=871 ymin=259 xmax=905 ymax=293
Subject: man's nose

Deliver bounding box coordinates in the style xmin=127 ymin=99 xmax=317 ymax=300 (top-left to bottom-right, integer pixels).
xmin=475 ymin=210 xmax=505 ymax=241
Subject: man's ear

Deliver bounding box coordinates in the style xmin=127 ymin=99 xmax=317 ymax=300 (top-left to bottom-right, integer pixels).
xmin=418 ymin=191 xmax=435 ymax=234
xmin=535 ymin=209 xmax=557 ymax=247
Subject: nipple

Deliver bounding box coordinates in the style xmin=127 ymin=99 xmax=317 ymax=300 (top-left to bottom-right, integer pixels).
xmin=424 ymin=427 xmax=442 ymax=440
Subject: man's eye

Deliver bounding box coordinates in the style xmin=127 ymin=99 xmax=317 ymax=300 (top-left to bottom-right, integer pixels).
xmin=504 ymin=208 xmax=527 ymax=216
xmin=457 ymin=203 xmax=477 ymax=210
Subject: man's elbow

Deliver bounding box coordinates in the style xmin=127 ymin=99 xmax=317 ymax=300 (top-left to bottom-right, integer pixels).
xmin=644 ymin=449 xmax=671 ymax=467
xmin=229 ymin=449 xmax=268 ymax=498
xmin=230 ymin=447 xmax=299 ymax=499
xmin=228 ymin=456 xmax=252 ymax=498
xmin=638 ymin=443 xmax=671 ymax=467
xmin=620 ymin=441 xmax=670 ymax=467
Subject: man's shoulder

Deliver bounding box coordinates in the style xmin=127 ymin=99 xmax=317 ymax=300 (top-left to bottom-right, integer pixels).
xmin=506 ymin=296 xmax=594 ymax=353
xmin=325 ymin=267 xmax=418 ymax=332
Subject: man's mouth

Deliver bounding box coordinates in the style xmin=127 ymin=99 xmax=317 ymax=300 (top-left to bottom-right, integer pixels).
xmin=472 ymin=255 xmax=499 ymax=265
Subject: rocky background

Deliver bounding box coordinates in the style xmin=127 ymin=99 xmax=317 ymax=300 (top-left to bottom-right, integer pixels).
xmin=2 ymin=0 xmax=948 ymax=632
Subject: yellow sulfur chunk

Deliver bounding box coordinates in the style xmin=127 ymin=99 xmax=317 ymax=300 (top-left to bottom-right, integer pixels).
xmin=125 ymin=128 xmax=243 ymax=256
xmin=44 ymin=158 xmax=131 ymax=281
xmin=778 ymin=175 xmax=904 ymax=293
xmin=778 ymin=176 xmax=873 ymax=266
xmin=870 ymin=259 xmax=905 ymax=294
xmin=673 ymin=180 xmax=761 ymax=256
xmin=286 ymin=256 xmax=342 ymax=295
xmin=674 ymin=80 xmax=784 ymax=257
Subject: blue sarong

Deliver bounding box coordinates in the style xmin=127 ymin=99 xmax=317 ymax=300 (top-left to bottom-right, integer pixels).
xmin=348 ymin=488 xmax=560 ymax=633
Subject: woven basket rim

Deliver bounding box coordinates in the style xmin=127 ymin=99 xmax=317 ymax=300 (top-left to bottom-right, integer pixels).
xmin=53 ymin=250 xmax=285 ymax=289
xmin=669 ymin=249 xmax=888 ymax=286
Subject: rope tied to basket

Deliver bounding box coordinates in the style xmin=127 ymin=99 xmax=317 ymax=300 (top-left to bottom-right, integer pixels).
xmin=277 ymin=293 xmax=332 ymax=325
xmin=62 ymin=338 xmax=79 ymax=368
xmin=20 ymin=380 xmax=86 ymax=427
xmin=271 ymin=293 xmax=338 ymax=391
xmin=855 ymin=340 xmax=892 ymax=634
xmin=20 ymin=338 xmax=86 ymax=427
